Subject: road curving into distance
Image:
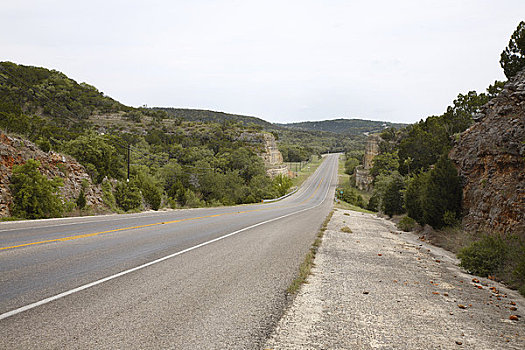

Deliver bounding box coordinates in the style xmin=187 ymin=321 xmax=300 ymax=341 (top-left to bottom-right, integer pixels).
xmin=0 ymin=153 xmax=339 ymax=349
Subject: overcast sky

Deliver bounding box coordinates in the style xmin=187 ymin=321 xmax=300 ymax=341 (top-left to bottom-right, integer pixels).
xmin=1 ymin=1 xmax=524 ymax=124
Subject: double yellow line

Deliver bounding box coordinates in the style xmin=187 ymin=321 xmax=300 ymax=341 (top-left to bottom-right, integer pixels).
xmin=0 ymin=177 xmax=326 ymax=252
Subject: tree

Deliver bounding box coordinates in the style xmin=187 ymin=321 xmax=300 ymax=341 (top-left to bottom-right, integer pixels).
xmin=10 ymin=159 xmax=64 ymax=219
xmin=370 ymin=152 xmax=399 ymax=177
xmin=344 ymin=157 xmax=359 ymax=175
xmin=421 ymin=156 xmax=462 ymax=229
xmin=500 ymin=21 xmax=525 ymax=79
xmin=63 ymin=132 xmax=124 ymax=183
xmin=114 ymin=181 xmax=142 ymax=211
xmin=382 ymin=173 xmax=405 ymax=217
xmin=404 ymin=171 xmax=428 ymax=224
xmin=131 ymin=166 xmax=162 ymax=210
xmin=273 ymin=174 xmax=293 ymax=197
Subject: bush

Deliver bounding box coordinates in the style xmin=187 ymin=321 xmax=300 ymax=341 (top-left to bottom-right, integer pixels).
xmin=273 ymin=174 xmax=293 ymax=197
xmin=10 ymin=159 xmax=64 ymax=219
xmin=10 ymin=160 xmax=64 ymax=218
xmin=367 ymin=192 xmax=380 ymax=211
xmin=458 ymin=234 xmax=507 ymax=276
xmin=336 ymin=185 xmax=367 ymax=209
xmin=101 ymin=180 xmax=117 ymax=211
xmin=114 ymin=181 xmax=142 ymax=211
xmin=397 ymin=216 xmax=416 ymax=232
xmin=443 ymin=210 xmax=459 ymax=227
xmin=344 ymin=157 xmax=359 ymax=175
xmin=131 ymin=166 xmax=162 ymax=210
xmin=404 ymin=172 xmax=427 ymax=224
xmin=76 ymin=188 xmax=87 ymax=210
xmin=421 ymin=156 xmax=462 ymax=229
xmin=382 ymin=173 xmax=405 ymax=217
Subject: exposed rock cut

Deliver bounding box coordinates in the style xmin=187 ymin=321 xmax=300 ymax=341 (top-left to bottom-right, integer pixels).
xmin=355 ymin=134 xmax=381 ymax=191
xmin=449 ymin=69 xmax=525 ymax=236
xmin=238 ymin=132 xmax=288 ymax=177
xmin=0 ymin=131 xmax=104 ymax=217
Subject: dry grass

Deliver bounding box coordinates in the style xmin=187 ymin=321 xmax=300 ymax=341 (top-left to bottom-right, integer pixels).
xmin=290 ymin=157 xmax=324 ymax=189
xmin=287 ymin=210 xmax=334 ymax=294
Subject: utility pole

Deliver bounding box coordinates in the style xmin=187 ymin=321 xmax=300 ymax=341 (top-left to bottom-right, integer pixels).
xmin=127 ymin=143 xmax=130 ymax=182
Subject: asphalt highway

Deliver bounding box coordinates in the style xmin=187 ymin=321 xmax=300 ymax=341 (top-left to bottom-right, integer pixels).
xmin=0 ymin=153 xmax=338 ymax=349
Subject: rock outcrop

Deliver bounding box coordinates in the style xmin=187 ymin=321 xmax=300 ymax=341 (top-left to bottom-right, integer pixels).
xmin=0 ymin=131 xmax=104 ymax=217
xmin=238 ymin=132 xmax=288 ymax=177
xmin=355 ymin=134 xmax=381 ymax=191
xmin=449 ymin=69 xmax=525 ymax=236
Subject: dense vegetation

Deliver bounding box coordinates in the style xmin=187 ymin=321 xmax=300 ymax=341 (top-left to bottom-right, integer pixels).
xmin=339 ymin=22 xmax=525 ymax=295
xmin=157 ymin=108 xmax=375 ymax=162
xmin=279 ymin=118 xmax=407 ymax=136
xmin=0 ymin=62 xmax=299 ymax=216
xmin=10 ymin=159 xmax=64 ymax=219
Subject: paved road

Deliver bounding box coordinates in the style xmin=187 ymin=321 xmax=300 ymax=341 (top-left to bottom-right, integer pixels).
xmin=0 ymin=154 xmax=338 ymax=349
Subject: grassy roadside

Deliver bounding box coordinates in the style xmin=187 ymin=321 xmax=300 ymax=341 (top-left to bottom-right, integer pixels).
xmin=337 ymin=153 xmax=347 ymax=185
xmin=287 ymin=210 xmax=334 ymax=294
xmin=334 ymin=200 xmax=375 ymax=214
xmin=290 ymin=156 xmax=324 ymax=189
xmin=336 ymin=154 xmax=374 ymax=213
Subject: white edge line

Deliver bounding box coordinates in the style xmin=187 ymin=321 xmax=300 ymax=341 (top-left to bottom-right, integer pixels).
xmin=0 ymin=157 xmax=330 ymax=233
xmin=0 ymin=156 xmax=336 ymax=321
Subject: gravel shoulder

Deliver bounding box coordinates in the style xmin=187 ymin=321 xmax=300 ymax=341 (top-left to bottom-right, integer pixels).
xmin=264 ymin=209 xmax=525 ymax=349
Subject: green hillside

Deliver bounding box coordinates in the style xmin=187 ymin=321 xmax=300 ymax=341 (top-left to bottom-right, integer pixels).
xmin=155 ymin=107 xmax=274 ymax=129
xmin=279 ymin=118 xmax=407 ymax=136
xmin=0 ymin=62 xmax=295 ymax=216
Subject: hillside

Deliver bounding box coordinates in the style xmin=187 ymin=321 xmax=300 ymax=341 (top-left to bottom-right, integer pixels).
xmin=278 ymin=118 xmax=407 ymax=136
xmin=155 ymin=108 xmax=274 ymax=129
xmin=0 ymin=62 xmax=298 ymax=217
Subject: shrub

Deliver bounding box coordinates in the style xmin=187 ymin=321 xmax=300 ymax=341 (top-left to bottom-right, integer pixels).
xmin=382 ymin=173 xmax=405 ymax=217
xmin=458 ymin=234 xmax=507 ymax=276
xmin=404 ymin=172 xmax=427 ymax=224
xmin=367 ymin=192 xmax=380 ymax=212
xmin=397 ymin=216 xmax=416 ymax=232
xmin=273 ymin=174 xmax=293 ymax=197
xmin=76 ymin=188 xmax=87 ymax=210
xmin=101 ymin=180 xmax=117 ymax=211
xmin=443 ymin=210 xmax=460 ymax=227
xmin=10 ymin=159 xmax=64 ymax=219
xmin=131 ymin=166 xmax=162 ymax=210
xmin=344 ymin=157 xmax=359 ymax=175
xmin=114 ymin=181 xmax=142 ymax=211
xmin=421 ymin=155 xmax=462 ymax=229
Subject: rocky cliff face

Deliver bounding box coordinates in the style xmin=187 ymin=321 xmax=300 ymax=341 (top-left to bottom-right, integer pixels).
xmin=449 ymin=70 xmax=525 ymax=236
xmin=355 ymin=134 xmax=381 ymax=191
xmin=238 ymin=132 xmax=288 ymax=177
xmin=0 ymin=131 xmax=104 ymax=217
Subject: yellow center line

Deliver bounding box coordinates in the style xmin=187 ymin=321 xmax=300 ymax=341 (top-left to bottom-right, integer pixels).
xmin=0 ymin=178 xmax=326 ymax=252
xmin=300 ymin=178 xmax=324 ymax=204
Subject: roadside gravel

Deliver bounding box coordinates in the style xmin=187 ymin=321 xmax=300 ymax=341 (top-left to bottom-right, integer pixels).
xmin=264 ymin=209 xmax=525 ymax=349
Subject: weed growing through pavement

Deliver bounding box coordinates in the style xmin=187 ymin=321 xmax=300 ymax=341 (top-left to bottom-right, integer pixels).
xmin=341 ymin=226 xmax=352 ymax=233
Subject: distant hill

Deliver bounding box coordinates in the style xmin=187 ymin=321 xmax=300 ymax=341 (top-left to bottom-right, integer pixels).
xmin=155 ymin=108 xmax=274 ymax=129
xmin=0 ymin=61 xmax=409 ymax=157
xmin=278 ymin=118 xmax=407 ymax=136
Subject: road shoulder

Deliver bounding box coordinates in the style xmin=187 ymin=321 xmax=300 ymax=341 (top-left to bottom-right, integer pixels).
xmin=264 ymin=209 xmax=525 ymax=349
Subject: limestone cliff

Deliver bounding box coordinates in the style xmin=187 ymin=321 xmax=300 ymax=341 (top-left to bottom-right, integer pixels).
xmin=237 ymin=132 xmax=288 ymax=177
xmin=449 ymin=69 xmax=525 ymax=236
xmin=0 ymin=131 xmax=104 ymax=217
xmin=355 ymin=134 xmax=381 ymax=191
